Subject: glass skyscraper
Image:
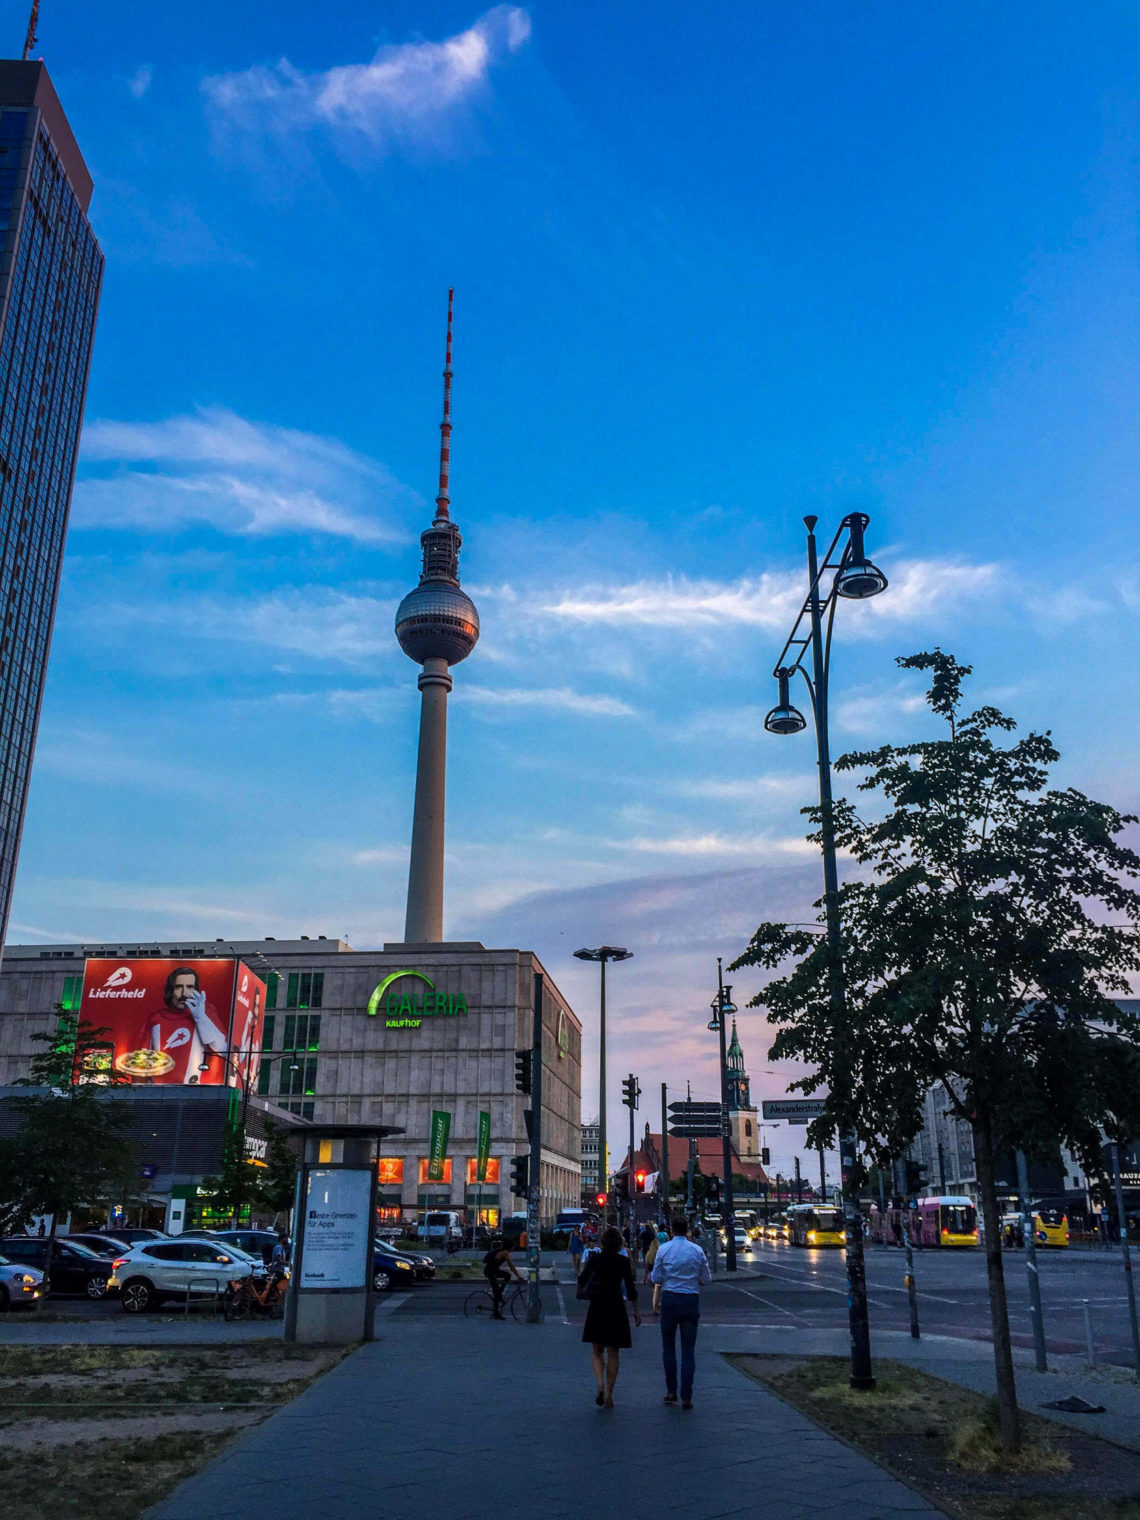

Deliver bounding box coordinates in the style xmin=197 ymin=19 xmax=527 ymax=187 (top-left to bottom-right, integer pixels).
xmin=0 ymin=62 xmax=103 ymax=949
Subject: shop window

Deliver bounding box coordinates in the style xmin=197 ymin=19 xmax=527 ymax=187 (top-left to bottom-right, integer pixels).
xmin=377 ymin=1158 xmax=404 ymax=1186
xmin=417 ymin=1158 xmax=452 ymax=1185
xmin=465 ymin=1157 xmax=501 ymax=1185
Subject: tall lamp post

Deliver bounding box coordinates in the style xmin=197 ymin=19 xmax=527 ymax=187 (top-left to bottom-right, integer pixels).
xmin=708 ymin=959 xmax=738 ymax=1272
xmin=573 ymin=946 xmax=633 ymax=1221
xmin=764 ymin=511 xmax=888 ymax=1391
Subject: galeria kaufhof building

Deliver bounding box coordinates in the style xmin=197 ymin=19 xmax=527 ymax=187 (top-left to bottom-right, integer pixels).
xmin=0 ymin=937 xmax=583 ymax=1227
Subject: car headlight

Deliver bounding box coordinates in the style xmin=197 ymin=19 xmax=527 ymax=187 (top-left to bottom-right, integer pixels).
xmin=15 ymin=1274 xmax=36 ymax=1285
xmin=396 ymin=1261 xmax=413 ymax=1271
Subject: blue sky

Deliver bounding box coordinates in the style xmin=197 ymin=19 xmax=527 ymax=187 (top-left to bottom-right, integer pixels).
xmin=9 ymin=3 xmax=1138 ymax=1178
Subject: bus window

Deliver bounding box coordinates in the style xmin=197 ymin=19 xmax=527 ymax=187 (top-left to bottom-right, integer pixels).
xmin=941 ymin=1203 xmax=977 ymax=1236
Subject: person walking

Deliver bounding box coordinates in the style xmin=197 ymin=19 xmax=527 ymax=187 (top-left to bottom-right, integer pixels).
xmin=568 ymin=1226 xmax=583 ymax=1276
xmin=643 ymin=1226 xmax=666 ymax=1286
xmin=579 ymin=1226 xmax=641 ymax=1407
xmin=651 ymin=1214 xmax=710 ymax=1409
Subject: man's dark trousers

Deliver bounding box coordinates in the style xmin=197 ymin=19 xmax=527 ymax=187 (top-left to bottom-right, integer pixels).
xmin=660 ymin=1289 xmax=700 ymax=1400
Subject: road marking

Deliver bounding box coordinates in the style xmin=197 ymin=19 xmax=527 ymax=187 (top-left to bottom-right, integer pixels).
xmin=554 ymin=1279 xmax=569 ymax=1325
xmin=742 ymin=1258 xmax=892 ymax=1308
xmin=374 ymin=1293 xmax=412 ymax=1315
xmin=728 ymin=1285 xmax=800 ymax=1319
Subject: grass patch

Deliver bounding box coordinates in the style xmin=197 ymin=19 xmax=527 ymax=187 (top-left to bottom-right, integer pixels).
xmin=0 ymin=1341 xmax=348 ymax=1519
xmin=729 ymin=1356 xmax=1140 ymax=1520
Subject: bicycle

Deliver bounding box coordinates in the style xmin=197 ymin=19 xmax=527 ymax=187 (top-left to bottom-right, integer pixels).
xmin=464 ymin=1280 xmax=526 ymax=1321
xmin=224 ymin=1272 xmax=287 ymax=1321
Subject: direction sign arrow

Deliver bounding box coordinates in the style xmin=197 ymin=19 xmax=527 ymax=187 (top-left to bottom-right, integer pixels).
xmin=668 ymin=1124 xmax=725 ymax=1139
xmin=761 ymin=1099 xmax=827 ymax=1121
xmin=668 ymin=1102 xmax=722 ymax=1115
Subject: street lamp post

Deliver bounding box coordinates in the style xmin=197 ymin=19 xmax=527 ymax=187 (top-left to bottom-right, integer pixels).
xmin=573 ymin=946 xmax=633 ymax=1223
xmin=708 ymin=959 xmax=738 ymax=1272
xmin=764 ymin=511 xmax=888 ymax=1391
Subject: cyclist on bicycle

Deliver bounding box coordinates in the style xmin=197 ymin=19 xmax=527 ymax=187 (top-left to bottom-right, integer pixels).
xmin=482 ymin=1236 xmax=523 ymax=1320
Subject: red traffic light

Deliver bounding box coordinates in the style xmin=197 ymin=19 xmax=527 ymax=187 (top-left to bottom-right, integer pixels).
xmin=595 ymin=1193 xmax=607 ymax=1207
xmin=634 ymin=1170 xmax=647 ymax=1192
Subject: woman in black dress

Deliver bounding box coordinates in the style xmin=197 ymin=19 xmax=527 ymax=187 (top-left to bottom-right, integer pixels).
xmin=580 ymin=1226 xmax=641 ymax=1406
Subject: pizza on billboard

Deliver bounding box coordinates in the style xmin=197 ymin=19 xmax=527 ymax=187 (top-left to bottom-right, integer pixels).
xmin=79 ymin=959 xmax=266 ymax=1087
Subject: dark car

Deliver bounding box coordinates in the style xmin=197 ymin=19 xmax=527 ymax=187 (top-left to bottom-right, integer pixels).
xmin=206 ymin=1230 xmax=288 ymax=1267
xmin=64 ymin=1233 xmax=132 ymax=1258
xmin=98 ymin=1227 xmax=167 ymax=1245
xmin=382 ymin=1242 xmax=435 ymax=1280
xmin=372 ymin=1243 xmax=416 ymax=1293
xmin=0 ymin=1237 xmax=115 ymax=1298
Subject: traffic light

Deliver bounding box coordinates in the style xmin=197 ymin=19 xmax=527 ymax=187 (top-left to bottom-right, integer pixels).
xmin=707 ymin=1176 xmax=722 ymax=1208
xmin=614 ymin=1172 xmax=629 ymax=1203
xmin=514 ymin=1049 xmax=532 ymax=1095
xmin=903 ymin=1159 xmax=928 ymax=1196
xmin=633 ymin=1170 xmax=647 ymax=1194
xmin=594 ymin=1192 xmax=608 ymax=1210
xmin=621 ymin=1074 xmax=640 ymax=1109
xmin=761 ymin=1147 xmax=771 ymax=1166
xmin=509 ymin=1155 xmax=529 ymax=1198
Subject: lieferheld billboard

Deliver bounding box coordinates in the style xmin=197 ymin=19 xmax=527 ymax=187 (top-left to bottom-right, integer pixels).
xmin=79 ymin=958 xmax=266 ymax=1087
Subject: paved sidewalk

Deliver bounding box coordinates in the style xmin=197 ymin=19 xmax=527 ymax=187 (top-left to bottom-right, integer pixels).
xmin=144 ymin=1317 xmax=938 ymax=1520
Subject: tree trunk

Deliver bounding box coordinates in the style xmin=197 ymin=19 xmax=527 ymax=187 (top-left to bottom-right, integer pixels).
xmin=44 ymin=1212 xmax=58 ymax=1299
xmin=973 ymin=1111 xmax=1020 ymax=1452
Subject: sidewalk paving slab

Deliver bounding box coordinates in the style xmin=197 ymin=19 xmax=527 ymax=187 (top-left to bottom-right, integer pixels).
xmin=143 ymin=1317 xmax=940 ymax=1520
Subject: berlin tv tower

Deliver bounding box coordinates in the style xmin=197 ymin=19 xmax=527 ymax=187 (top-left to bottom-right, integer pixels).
xmin=395 ymin=291 xmax=480 ymax=943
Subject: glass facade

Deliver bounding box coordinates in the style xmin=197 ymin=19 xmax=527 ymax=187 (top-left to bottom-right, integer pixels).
xmin=0 ymin=74 xmax=103 ymax=949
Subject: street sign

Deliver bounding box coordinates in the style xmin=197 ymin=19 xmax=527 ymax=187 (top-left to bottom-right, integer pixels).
xmin=668 ymin=1101 xmax=722 ymax=1116
xmin=668 ymin=1123 xmax=724 ymax=1139
xmin=761 ymin=1098 xmax=827 ymax=1121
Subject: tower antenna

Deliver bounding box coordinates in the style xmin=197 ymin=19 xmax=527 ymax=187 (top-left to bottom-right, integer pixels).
xmin=22 ymin=1 xmax=39 ymax=60
xmin=435 ymin=287 xmax=453 ymax=522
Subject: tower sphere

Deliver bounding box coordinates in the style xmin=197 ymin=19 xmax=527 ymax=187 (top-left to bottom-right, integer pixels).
xmin=395 ymin=582 xmax=480 ymax=666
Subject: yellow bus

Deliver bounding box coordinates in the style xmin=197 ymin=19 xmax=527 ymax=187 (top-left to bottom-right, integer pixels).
xmin=787 ymin=1203 xmax=846 ymax=1248
xmin=1033 ymin=1207 xmax=1070 ymax=1248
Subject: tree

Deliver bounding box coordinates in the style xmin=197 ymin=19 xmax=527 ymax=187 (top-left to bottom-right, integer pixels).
xmin=260 ymin=1119 xmax=299 ymax=1222
xmin=200 ymin=1122 xmax=264 ymax=1227
xmin=732 ymin=651 xmax=1140 ymax=1451
xmin=5 ymin=1018 xmax=134 ymax=1292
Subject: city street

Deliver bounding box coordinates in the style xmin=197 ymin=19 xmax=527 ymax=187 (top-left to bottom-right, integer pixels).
xmin=371 ymin=1241 xmax=1140 ymax=1369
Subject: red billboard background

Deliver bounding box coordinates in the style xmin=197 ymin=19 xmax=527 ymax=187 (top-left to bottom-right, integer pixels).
xmin=79 ymin=958 xmax=266 ymax=1087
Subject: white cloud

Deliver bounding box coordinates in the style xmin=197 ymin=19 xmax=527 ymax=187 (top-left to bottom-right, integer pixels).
xmin=671 ymin=775 xmax=811 ymax=800
xmin=463 ymin=685 xmax=636 ymax=717
xmin=624 ymin=831 xmax=817 ymax=859
xmin=542 ymin=559 xmax=999 ymax=634
xmin=75 ymin=408 xmax=416 ymax=542
xmin=202 ymin=6 xmax=530 ymax=151
xmin=128 ymin=65 xmax=153 ymax=99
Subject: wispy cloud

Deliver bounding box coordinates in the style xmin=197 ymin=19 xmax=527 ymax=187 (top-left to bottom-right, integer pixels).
xmin=75 ymin=408 xmax=416 ymax=542
xmin=463 ymin=685 xmax=636 ymax=717
xmin=127 ymin=65 xmax=153 ymax=100
xmin=542 ymin=560 xmax=999 ymax=633
xmin=624 ymin=831 xmax=817 ymax=859
xmin=671 ymin=775 xmax=811 ymax=801
xmin=202 ymin=6 xmax=531 ymax=152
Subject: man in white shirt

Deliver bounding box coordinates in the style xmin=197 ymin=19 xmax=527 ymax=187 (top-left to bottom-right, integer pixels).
xmin=650 ymin=1214 xmax=711 ymax=1408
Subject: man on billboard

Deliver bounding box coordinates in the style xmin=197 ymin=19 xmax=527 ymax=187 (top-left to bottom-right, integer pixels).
xmin=131 ymin=966 xmax=229 ymax=1084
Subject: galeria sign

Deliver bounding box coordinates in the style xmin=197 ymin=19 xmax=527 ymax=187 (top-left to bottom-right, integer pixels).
xmin=366 ymin=970 xmax=469 ymax=1029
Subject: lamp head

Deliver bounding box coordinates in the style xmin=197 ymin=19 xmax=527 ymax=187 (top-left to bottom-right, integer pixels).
xmin=835 ymin=513 xmax=888 ymax=600
xmin=764 ymin=668 xmax=807 ymax=736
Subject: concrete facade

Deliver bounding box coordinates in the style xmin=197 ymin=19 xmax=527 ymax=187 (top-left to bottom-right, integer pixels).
xmin=0 ymin=937 xmax=582 ymax=1227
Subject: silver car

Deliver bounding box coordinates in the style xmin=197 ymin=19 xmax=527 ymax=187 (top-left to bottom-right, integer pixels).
xmin=110 ymin=1239 xmax=254 ymax=1313
xmin=0 ymin=1250 xmax=44 ymax=1309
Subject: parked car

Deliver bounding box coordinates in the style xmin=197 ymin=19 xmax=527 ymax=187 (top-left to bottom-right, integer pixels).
xmin=0 ymin=1251 xmax=43 ymax=1310
xmin=372 ymin=1242 xmax=417 ymax=1292
xmin=109 ymin=1239 xmax=255 ymax=1312
xmin=202 ymin=1230 xmax=288 ymax=1267
xmin=94 ymin=1227 xmax=167 ymax=1245
xmin=64 ymin=1233 xmax=132 ymax=1258
xmin=0 ymin=1237 xmax=116 ymax=1298
xmin=379 ymin=1241 xmax=435 ymax=1280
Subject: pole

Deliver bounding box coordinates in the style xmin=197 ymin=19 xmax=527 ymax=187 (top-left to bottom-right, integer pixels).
xmin=1016 ymin=1149 xmax=1047 ymax=1372
xmin=598 ymin=958 xmax=607 ymax=1223
xmin=716 ymin=959 xmax=737 ymax=1272
xmin=628 ymin=1077 xmax=637 ymax=1262
xmin=794 ymin=1154 xmax=802 ymax=1205
xmin=1111 ymin=1141 xmax=1140 ymax=1376
xmin=806 ymin=518 xmax=874 ymax=1390
xmin=525 ymin=972 xmax=544 ymax=1323
xmin=660 ymin=1082 xmax=669 ymax=1226
xmin=819 ymin=1143 xmax=826 ymax=1202
xmin=937 ymin=1139 xmax=947 ymax=1194
xmin=901 ymin=1204 xmax=920 ymax=1339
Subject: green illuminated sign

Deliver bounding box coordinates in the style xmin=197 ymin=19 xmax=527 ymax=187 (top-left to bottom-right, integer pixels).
xmin=366 ymin=970 xmax=469 ymax=1029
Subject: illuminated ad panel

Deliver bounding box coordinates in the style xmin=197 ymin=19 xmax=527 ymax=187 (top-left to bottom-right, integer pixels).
xmin=79 ymin=958 xmax=265 ymax=1086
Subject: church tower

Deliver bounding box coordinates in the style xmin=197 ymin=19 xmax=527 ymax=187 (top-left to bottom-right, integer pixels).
xmin=726 ymin=1018 xmax=760 ymax=1160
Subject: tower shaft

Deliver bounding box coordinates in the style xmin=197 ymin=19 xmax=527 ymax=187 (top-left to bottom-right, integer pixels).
xmin=404 ymin=658 xmax=452 ymax=942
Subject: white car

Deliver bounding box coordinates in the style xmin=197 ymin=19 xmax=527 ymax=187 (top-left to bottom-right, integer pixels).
xmin=110 ymin=1238 xmax=255 ymax=1313
xmin=721 ymin=1227 xmax=752 ymax=1254
xmin=0 ymin=1251 xmax=44 ymax=1309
